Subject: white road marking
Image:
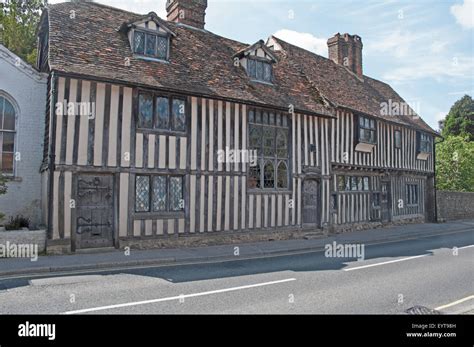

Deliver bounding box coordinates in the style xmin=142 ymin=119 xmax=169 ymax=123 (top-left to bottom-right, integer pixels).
xmin=343 ymin=254 xmax=430 ymax=271
xmin=457 ymin=244 xmax=474 ymax=250
xmin=63 ymin=278 xmax=296 ymax=314
xmin=343 ymin=244 xmax=474 ymax=272
xmin=435 ymin=295 xmax=474 ymax=311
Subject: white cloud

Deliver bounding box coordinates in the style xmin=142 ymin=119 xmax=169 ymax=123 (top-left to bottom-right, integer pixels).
xmin=273 ymin=29 xmax=327 ymax=57
xmin=435 ymin=111 xmax=447 ymax=121
xmin=383 ymin=55 xmax=474 ymax=82
xmin=451 ymin=0 xmax=474 ymax=29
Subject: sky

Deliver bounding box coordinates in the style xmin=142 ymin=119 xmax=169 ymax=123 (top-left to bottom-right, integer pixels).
xmin=49 ymin=0 xmax=474 ymax=130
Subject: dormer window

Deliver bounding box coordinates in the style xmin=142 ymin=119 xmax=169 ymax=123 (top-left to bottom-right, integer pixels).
xmin=120 ymin=12 xmax=176 ymax=63
xmin=133 ymin=30 xmax=169 ymax=60
xmin=234 ymin=40 xmax=277 ymax=85
xmin=247 ymin=58 xmax=273 ymax=83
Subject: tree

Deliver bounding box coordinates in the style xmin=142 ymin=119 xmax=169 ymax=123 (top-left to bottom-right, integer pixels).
xmin=436 ymin=135 xmax=474 ymax=192
xmin=442 ymin=95 xmax=474 ymax=141
xmin=0 ymin=0 xmax=48 ymax=66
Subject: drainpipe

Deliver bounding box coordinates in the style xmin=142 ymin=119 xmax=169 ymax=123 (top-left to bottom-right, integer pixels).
xmin=47 ymin=72 xmax=57 ymax=239
xmin=433 ymin=135 xmax=445 ymax=223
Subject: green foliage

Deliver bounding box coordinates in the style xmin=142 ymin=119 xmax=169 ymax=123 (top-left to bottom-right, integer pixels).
xmin=436 ymin=135 xmax=474 ymax=192
xmin=0 ymin=0 xmax=48 ymax=66
xmin=4 ymin=215 xmax=30 ymax=230
xmin=442 ymin=95 xmax=474 ymax=141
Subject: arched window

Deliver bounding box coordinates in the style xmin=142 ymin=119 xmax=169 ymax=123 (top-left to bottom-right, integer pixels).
xmin=248 ymin=161 xmax=261 ymax=189
xmin=276 ymin=161 xmax=288 ymax=189
xmin=0 ymin=95 xmax=16 ymax=175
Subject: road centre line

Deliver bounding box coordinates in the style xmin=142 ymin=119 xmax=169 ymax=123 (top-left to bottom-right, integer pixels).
xmin=63 ymin=278 xmax=296 ymax=314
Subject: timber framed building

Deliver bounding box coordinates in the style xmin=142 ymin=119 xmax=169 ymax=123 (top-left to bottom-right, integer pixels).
xmin=36 ymin=1 xmax=438 ymax=252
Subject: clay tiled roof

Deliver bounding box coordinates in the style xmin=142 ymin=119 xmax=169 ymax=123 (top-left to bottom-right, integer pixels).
xmin=45 ymin=2 xmax=436 ymax=134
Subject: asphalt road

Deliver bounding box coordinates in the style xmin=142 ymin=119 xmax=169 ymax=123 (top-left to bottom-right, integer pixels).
xmin=0 ymin=229 xmax=472 ymax=314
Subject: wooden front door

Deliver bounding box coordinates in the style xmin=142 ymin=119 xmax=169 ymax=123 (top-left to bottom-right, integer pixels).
xmin=380 ymin=182 xmax=391 ymax=222
xmin=303 ymin=179 xmax=320 ymax=227
xmin=75 ymin=174 xmax=114 ymax=249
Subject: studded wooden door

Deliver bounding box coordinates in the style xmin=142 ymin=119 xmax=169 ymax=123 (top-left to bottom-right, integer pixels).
xmin=302 ymin=179 xmax=320 ymax=227
xmin=380 ymin=182 xmax=391 ymax=223
xmin=76 ymin=174 xmax=114 ymax=249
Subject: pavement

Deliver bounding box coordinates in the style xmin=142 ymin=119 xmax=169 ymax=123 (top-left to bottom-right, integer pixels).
xmin=0 ymin=219 xmax=473 ymax=278
xmin=0 ymin=220 xmax=472 ymax=314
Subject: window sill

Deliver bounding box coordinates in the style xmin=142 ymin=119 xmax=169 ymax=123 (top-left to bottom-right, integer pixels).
xmin=134 ymin=211 xmax=185 ymax=220
xmin=247 ymin=189 xmax=292 ymax=195
xmin=136 ymin=128 xmax=187 ymax=136
xmin=133 ymin=54 xmax=169 ymax=64
xmin=249 ymin=79 xmax=275 ymax=86
xmin=416 ymin=152 xmax=431 ymax=160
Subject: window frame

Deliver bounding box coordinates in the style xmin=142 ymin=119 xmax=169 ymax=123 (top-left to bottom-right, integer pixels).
xmin=358 ymin=115 xmax=377 ymax=144
xmin=134 ymin=174 xmax=184 ymax=214
xmin=417 ymin=132 xmax=432 ymax=153
xmin=133 ymin=28 xmax=170 ymax=62
xmin=394 ymin=130 xmax=402 ymax=149
xmin=337 ymin=175 xmax=371 ymax=192
xmin=406 ymin=183 xmax=419 ymax=206
xmin=0 ymin=95 xmax=17 ymax=176
xmin=246 ymin=57 xmax=273 ymax=84
xmin=248 ymin=108 xmax=290 ymax=191
xmin=137 ymin=90 xmax=187 ymax=133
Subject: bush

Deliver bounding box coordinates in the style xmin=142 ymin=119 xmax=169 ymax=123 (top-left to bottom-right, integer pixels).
xmin=5 ymin=215 xmax=30 ymax=231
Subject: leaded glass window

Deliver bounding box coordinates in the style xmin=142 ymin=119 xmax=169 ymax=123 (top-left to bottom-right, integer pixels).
xmin=134 ymin=30 xmax=169 ymax=61
xmin=263 ymin=62 xmax=272 ymax=82
xmin=169 ymin=177 xmax=183 ymax=211
xmin=138 ymin=93 xmax=153 ymax=128
xmin=135 ymin=175 xmax=184 ymax=213
xmin=156 ymin=97 xmax=169 ymax=129
xmin=145 ymin=33 xmax=156 ymax=56
xmin=276 ymin=161 xmax=288 ymax=189
xmin=172 ymin=99 xmax=186 ymax=131
xmin=256 ymin=60 xmax=264 ymax=80
xmin=358 ymin=115 xmax=376 ymax=144
xmin=135 ymin=176 xmax=150 ymax=212
xmin=152 ymin=176 xmax=166 ymax=212
xmin=248 ymin=59 xmax=256 ymax=78
xmin=263 ymin=161 xmax=274 ymax=188
xmin=134 ymin=31 xmax=145 ymax=55
xmin=248 ymin=108 xmax=289 ymax=190
xmin=156 ymin=36 xmax=168 ymax=59
xmin=137 ymin=93 xmax=186 ymax=132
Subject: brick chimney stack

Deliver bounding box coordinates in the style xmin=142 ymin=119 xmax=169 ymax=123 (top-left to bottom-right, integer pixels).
xmin=166 ymin=0 xmax=208 ymax=29
xmin=327 ymin=33 xmax=363 ymax=77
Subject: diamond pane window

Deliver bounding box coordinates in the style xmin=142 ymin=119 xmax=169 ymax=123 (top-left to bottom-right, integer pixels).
xmin=276 ymin=129 xmax=288 ymax=158
xmin=169 ymin=177 xmax=183 ymax=211
xmin=256 ymin=61 xmax=264 ymax=80
xmin=263 ymin=161 xmax=274 ymax=188
xmin=248 ymin=162 xmax=261 ymax=189
xmin=156 ymin=36 xmax=168 ymax=59
xmin=248 ymin=59 xmax=256 ymax=78
xmin=152 ymin=176 xmax=167 ymax=212
xmin=138 ymin=93 xmax=153 ymax=128
xmin=276 ymin=161 xmax=288 ymax=189
xmin=134 ymin=31 xmax=145 ymax=55
xmin=263 ymin=62 xmax=272 ymax=82
xmin=263 ymin=127 xmax=275 ymax=156
xmin=363 ymin=177 xmax=370 ymax=191
xmin=156 ymin=97 xmax=169 ymax=129
xmin=145 ymin=33 xmax=156 ymax=56
xmin=172 ymin=99 xmax=186 ymax=131
xmin=135 ymin=176 xmax=150 ymax=212
xmin=358 ymin=115 xmax=376 ymax=144
xmin=249 ymin=125 xmax=262 ymax=151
